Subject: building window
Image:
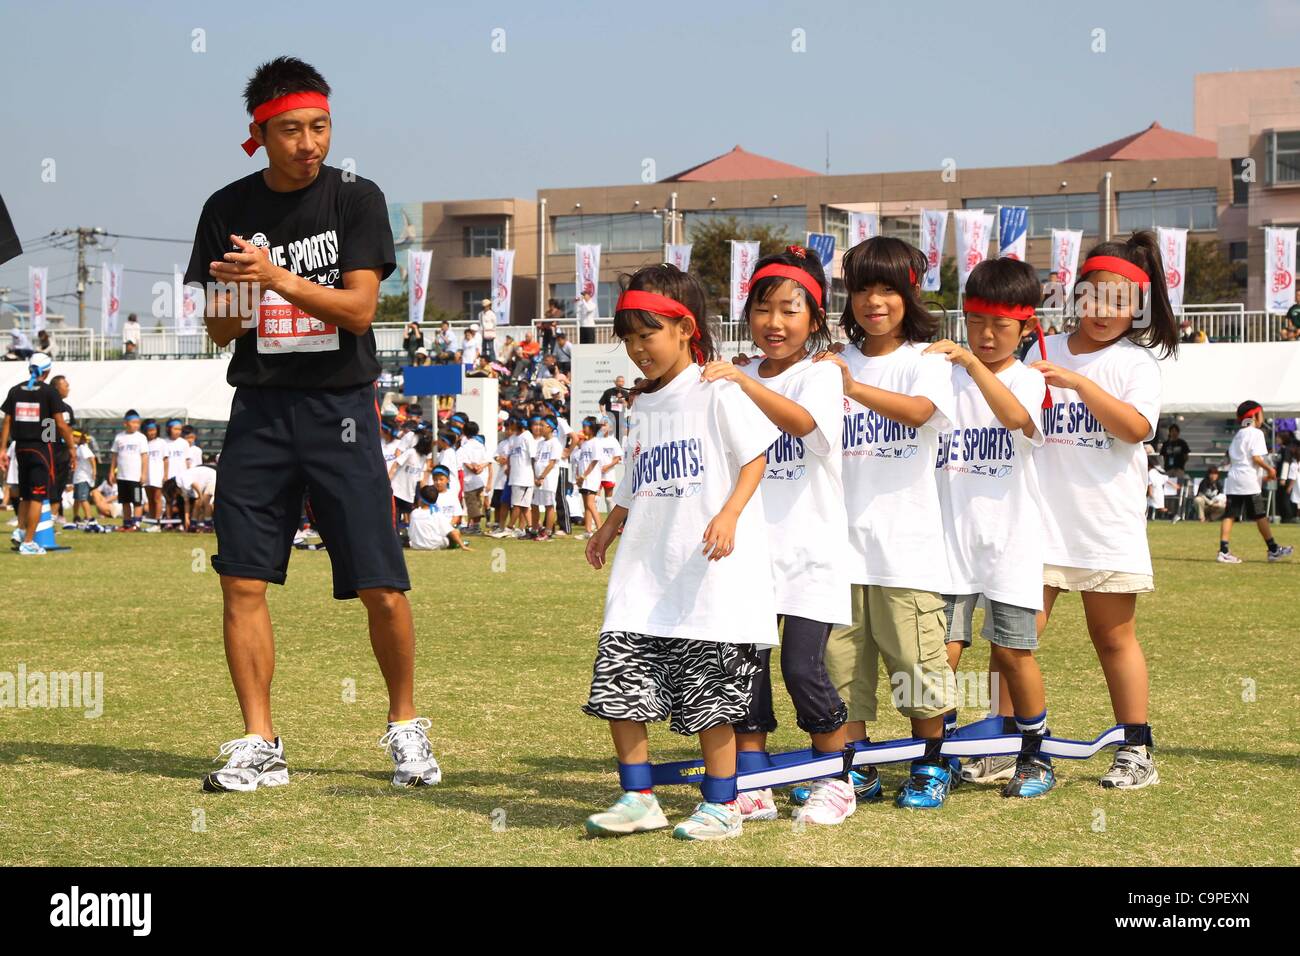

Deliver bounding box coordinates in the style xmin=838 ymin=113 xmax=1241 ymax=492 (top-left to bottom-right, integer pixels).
xmin=824 ymin=207 xmax=851 ymax=248
xmin=684 ymin=206 xmax=808 ymax=242
xmin=462 ymin=289 xmax=491 ymax=321
xmin=880 ymin=215 xmax=921 ymax=247
xmin=1228 ymin=241 xmax=1249 ymax=288
xmin=1115 ymin=188 xmax=1217 ymax=233
xmin=1266 ymin=130 xmax=1300 ymax=185
xmin=550 ymin=213 xmax=663 ymax=254
xmin=463 ymin=223 xmax=505 ymax=258
xmin=1231 ymin=159 xmax=1251 ymax=206
xmin=964 ymin=195 xmax=1098 ymax=238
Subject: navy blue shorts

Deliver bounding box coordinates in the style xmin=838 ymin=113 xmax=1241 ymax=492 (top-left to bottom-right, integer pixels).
xmin=213 ymin=384 xmax=410 ymax=600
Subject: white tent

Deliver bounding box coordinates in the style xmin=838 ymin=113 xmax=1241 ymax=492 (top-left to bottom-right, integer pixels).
xmin=1159 ymin=343 xmax=1300 ymax=415
xmin=14 ymin=357 xmax=238 ymax=421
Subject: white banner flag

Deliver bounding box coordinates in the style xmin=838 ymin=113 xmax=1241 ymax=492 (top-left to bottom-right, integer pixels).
xmin=848 ymin=212 xmax=879 ymax=247
xmin=575 ymin=243 xmax=601 ymax=300
xmin=730 ymin=240 xmax=761 ymax=323
xmin=1156 ymin=227 xmax=1188 ymax=313
xmin=1265 ymin=226 xmax=1297 ymax=315
xmin=490 ymin=248 xmax=515 ymax=326
xmin=665 ymin=243 xmax=692 ymax=273
xmin=172 ymin=265 xmax=200 ymax=334
xmin=953 ymin=210 xmax=994 ymax=293
xmin=102 ymin=263 xmax=123 ymax=335
xmin=1050 ymin=229 xmax=1084 ymax=291
xmin=28 ymin=266 xmax=47 ymax=333
xmin=407 ymin=249 xmax=432 ymax=326
xmin=919 ymin=210 xmax=948 ymax=291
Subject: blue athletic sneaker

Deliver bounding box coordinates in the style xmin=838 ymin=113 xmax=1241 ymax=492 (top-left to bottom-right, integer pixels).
xmin=895 ymin=761 xmax=953 ymax=809
xmin=1001 ymin=756 xmax=1056 ymax=799
xmin=791 ymin=765 xmax=882 ymax=805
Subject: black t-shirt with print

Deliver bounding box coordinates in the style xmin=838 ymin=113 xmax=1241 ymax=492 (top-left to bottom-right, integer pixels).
xmin=183 ymin=165 xmax=396 ymax=390
xmin=2 ymin=380 xmax=64 ymax=444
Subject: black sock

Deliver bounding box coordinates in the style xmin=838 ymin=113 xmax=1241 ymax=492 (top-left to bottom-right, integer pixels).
xmin=1266 ymin=537 xmax=1279 ymax=554
xmin=1220 ymin=540 xmax=1230 ymax=554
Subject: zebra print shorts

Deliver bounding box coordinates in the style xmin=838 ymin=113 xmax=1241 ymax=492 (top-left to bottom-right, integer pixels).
xmin=582 ymin=631 xmax=762 ymax=736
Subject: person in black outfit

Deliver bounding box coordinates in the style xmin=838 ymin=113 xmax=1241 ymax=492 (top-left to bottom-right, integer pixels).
xmin=402 ymin=321 xmax=424 ymax=366
xmin=0 ymin=353 xmax=75 ymax=552
xmin=598 ymin=376 xmax=630 ymax=441
xmin=1159 ymin=423 xmax=1190 ymax=480
xmin=186 ymin=56 xmax=439 ymax=792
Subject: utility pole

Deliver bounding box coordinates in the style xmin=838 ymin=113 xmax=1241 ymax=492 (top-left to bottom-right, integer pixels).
xmin=60 ymin=226 xmax=105 ymax=329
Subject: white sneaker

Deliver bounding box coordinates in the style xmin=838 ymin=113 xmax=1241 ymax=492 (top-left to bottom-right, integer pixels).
xmin=379 ymin=717 xmax=442 ymax=787
xmin=10 ymin=528 xmax=22 ymax=544
xmin=17 ymin=541 xmax=46 ymax=556
xmin=143 ymin=523 xmax=161 ymax=533
xmin=202 ymin=735 xmax=289 ymax=792
xmin=735 ymin=787 xmax=779 ymax=821
xmin=672 ymin=802 xmax=743 ymax=841
xmin=584 ymin=791 xmax=670 ymax=837
xmin=1100 ymin=745 xmax=1159 ymax=790
xmin=961 ymin=754 xmax=1018 ymax=783
xmin=1216 ymin=551 xmax=1243 ymax=564
xmin=793 ymin=778 xmax=857 ymax=825
xmin=1268 ymin=545 xmax=1293 ymax=562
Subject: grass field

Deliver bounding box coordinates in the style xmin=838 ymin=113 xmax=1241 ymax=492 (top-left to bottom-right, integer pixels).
xmin=1 ymin=522 xmax=1297 ymax=867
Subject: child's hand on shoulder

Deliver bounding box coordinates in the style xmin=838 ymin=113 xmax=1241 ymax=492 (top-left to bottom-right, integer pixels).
xmin=700 ymin=360 xmax=747 ymax=386
xmin=1030 ymin=360 xmax=1082 ymax=390
xmin=813 ymin=350 xmax=853 ymax=391
xmin=701 ymin=508 xmax=738 ymax=561
xmin=925 ymin=339 xmax=977 ymax=370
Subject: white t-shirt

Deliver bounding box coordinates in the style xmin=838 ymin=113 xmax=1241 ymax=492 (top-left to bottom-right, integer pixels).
xmin=605 ymin=365 xmax=781 ymax=646
xmin=74 ymin=444 xmax=96 ymax=485
xmin=1033 ymin=334 xmax=1161 ymax=576
xmin=1147 ymin=467 xmax=1167 ymax=510
xmin=478 ymin=308 xmax=497 ymax=340
xmin=508 ymin=431 xmax=538 ymax=488
xmin=111 ymin=431 xmax=149 ymax=482
xmin=381 ymin=438 xmax=403 ymax=473
xmin=461 ymin=337 xmax=480 ymax=367
xmin=1225 ymin=426 xmax=1268 ymax=496
xmin=493 ymin=434 xmax=513 ymax=491
xmin=146 ymin=437 xmax=166 ymax=487
xmin=437 ymin=446 xmax=461 ymax=497
xmin=185 ymin=443 xmax=203 ymax=470
xmin=576 ymin=297 xmax=599 ymax=328
xmin=399 ymin=430 xmax=418 ymax=451
xmin=180 ymin=465 xmax=217 ymax=497
xmin=840 ymin=342 xmax=956 ymax=592
xmin=574 ymin=439 xmax=604 ymax=493
xmin=534 ymin=435 xmax=563 ymax=491
xmin=457 ymin=438 xmax=489 ymax=492
xmin=739 ymin=357 xmax=852 ymax=625
xmin=408 ymin=507 xmax=453 ymax=550
xmin=937 ymin=361 xmax=1047 ymax=611
xmin=392 ymin=449 xmax=426 ymax=503
xmin=426 ymin=491 xmax=464 ymax=519
xmin=97 ymin=479 xmax=117 ymax=498
xmin=164 ymin=436 xmax=188 ymax=481
xmin=597 ymin=434 xmax=623 ymax=482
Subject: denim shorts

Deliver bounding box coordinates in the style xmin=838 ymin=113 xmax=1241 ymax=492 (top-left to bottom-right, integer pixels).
xmin=74 ymin=481 xmax=92 ymax=502
xmin=943 ymin=594 xmax=1038 ymax=650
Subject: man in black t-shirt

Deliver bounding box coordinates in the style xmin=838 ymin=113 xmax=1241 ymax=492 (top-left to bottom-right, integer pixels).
xmin=185 ymin=57 xmax=440 ymax=793
xmin=1159 ymin=424 xmax=1190 ymax=480
xmin=598 ymin=376 xmax=630 ymax=441
xmin=0 ymin=353 xmax=75 ymax=554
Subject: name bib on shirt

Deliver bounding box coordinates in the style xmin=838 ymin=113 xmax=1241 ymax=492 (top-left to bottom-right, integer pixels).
xmin=14 ymin=401 xmax=40 ymax=424
xmin=256 ymin=289 xmax=339 ymax=354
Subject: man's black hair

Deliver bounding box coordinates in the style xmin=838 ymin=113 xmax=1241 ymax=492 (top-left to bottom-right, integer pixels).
xmin=243 ymin=56 xmax=331 ymax=115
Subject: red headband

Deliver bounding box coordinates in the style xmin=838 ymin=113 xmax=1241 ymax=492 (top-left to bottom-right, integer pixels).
xmin=1078 ymin=255 xmax=1150 ymax=289
xmin=615 ymin=290 xmax=705 ymax=363
xmin=962 ymin=297 xmax=1036 ymax=321
xmin=242 ymin=92 xmax=331 ymax=156
xmin=748 ymin=264 xmax=823 ymax=307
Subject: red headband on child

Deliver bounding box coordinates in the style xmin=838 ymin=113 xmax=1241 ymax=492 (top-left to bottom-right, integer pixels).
xmin=241 ymin=92 xmax=331 ymax=156
xmin=747 ymin=264 xmax=824 ymax=308
xmin=615 ymin=289 xmax=705 ymax=363
xmin=962 ymin=297 xmax=1036 ymax=321
xmin=1078 ymin=255 xmax=1150 ymax=289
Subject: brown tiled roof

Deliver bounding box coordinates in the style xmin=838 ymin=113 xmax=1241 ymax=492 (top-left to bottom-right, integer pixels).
xmin=662 ymin=145 xmax=820 ymax=182
xmin=1063 ymin=122 xmax=1218 ymax=163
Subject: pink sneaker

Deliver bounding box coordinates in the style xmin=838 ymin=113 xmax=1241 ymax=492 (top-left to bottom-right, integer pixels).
xmin=794 ymin=778 xmax=857 ymax=825
xmin=734 ymin=787 xmax=778 ymax=821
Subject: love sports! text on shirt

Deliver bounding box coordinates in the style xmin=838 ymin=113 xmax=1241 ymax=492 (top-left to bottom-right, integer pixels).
xmin=1040 ymin=400 xmax=1115 ymax=450
xmin=842 ymin=408 xmax=920 ymax=460
xmin=252 ymin=228 xmax=341 ymax=354
xmin=937 ymin=426 xmax=1017 ymax=479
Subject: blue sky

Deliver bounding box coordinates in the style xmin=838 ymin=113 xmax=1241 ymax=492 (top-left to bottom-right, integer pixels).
xmin=3 ymin=0 xmax=1298 ymax=320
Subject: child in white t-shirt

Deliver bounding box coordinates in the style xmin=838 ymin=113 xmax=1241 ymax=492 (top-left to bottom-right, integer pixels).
xmin=582 ymin=265 xmax=778 ymax=842
xmin=531 ymin=417 xmax=563 ymax=540
xmin=1146 ymin=458 xmax=1168 ymax=520
xmin=506 ymin=416 xmax=538 ymax=538
xmin=388 ymin=429 xmax=433 ymax=526
xmin=143 ymin=419 xmax=166 ymax=529
xmin=572 ymin=417 xmax=604 ymax=538
xmin=488 ymin=421 xmax=516 ymax=537
xmin=407 ymin=470 xmax=469 ymax=551
xmin=108 ymin=411 xmax=149 ymax=529
xmin=926 ymin=257 xmax=1054 ymax=798
xmin=71 ymin=430 xmax=98 ymax=527
xmin=814 ymin=236 xmax=959 ymax=810
xmin=705 ymin=246 xmax=856 ymax=825
xmin=1218 ymin=401 xmax=1291 ymax=563
xmin=1028 ymin=231 xmax=1184 ymax=790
